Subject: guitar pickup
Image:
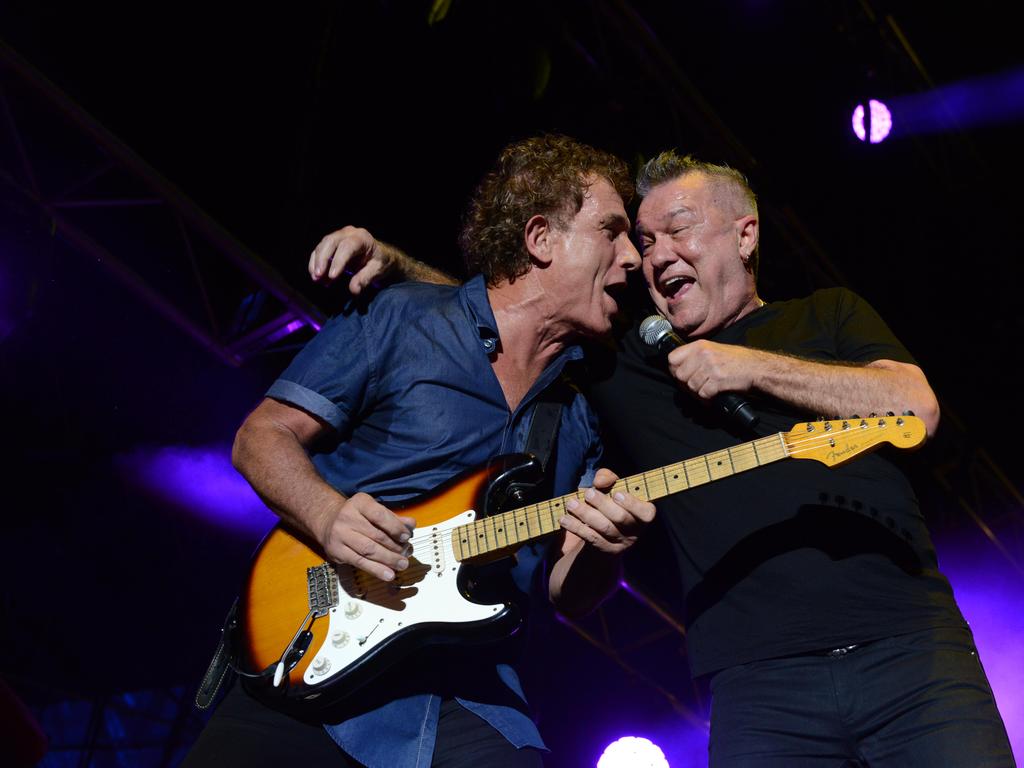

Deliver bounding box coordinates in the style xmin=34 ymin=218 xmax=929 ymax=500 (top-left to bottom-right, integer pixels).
xmin=307 ymin=563 xmax=340 ymax=618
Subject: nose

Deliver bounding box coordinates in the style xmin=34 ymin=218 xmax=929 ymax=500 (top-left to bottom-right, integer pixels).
xmin=617 ymin=236 xmax=642 ymax=272
xmin=646 ymin=233 xmax=677 ymax=269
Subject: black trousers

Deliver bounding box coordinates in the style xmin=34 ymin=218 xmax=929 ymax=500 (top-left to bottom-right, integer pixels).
xmin=181 ymin=681 xmax=545 ymax=768
xmin=707 ymin=625 xmax=1015 ymax=767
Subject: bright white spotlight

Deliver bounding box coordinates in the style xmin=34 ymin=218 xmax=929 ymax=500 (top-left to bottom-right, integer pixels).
xmin=597 ymin=736 xmax=670 ymax=768
xmin=852 ymin=100 xmax=892 ymax=143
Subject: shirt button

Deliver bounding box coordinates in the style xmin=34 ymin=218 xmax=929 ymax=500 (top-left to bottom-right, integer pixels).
xmin=482 ymin=338 xmax=496 ymax=352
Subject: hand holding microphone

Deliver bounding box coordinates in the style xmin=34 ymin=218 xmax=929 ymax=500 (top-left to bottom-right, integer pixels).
xmin=639 ymin=315 xmax=759 ymax=430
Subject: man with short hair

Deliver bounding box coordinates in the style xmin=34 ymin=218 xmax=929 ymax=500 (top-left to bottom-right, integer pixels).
xmin=183 ymin=135 xmax=655 ymax=768
xmin=591 ymin=150 xmax=1012 ymax=766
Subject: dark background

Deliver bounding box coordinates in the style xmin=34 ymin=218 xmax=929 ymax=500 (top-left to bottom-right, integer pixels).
xmin=2 ymin=1 xmax=1022 ymax=766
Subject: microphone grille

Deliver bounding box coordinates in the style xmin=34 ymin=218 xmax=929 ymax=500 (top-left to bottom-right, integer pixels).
xmin=639 ymin=314 xmax=672 ymax=347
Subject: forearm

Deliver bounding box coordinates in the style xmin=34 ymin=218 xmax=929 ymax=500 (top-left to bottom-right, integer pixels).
xmin=232 ymin=417 xmax=342 ymax=544
xmin=386 ymin=242 xmax=459 ymax=286
xmin=752 ymin=352 xmax=940 ymax=435
xmin=548 ymin=533 xmax=623 ymax=618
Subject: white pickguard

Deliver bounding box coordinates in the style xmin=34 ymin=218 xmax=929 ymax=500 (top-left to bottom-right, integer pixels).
xmin=302 ymin=509 xmax=503 ymax=688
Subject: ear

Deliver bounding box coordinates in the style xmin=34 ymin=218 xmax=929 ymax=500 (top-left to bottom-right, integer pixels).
xmin=736 ymin=214 xmax=759 ymax=262
xmin=524 ymin=214 xmax=554 ymax=267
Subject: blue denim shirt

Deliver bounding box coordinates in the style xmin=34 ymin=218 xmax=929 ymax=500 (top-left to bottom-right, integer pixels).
xmin=266 ymin=275 xmax=601 ymax=768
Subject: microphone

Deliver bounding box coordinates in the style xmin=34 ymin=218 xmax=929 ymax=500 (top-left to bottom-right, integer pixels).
xmin=639 ymin=315 xmax=759 ymax=430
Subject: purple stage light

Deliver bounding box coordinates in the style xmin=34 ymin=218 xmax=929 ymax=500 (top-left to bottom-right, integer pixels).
xmin=852 ymin=104 xmax=866 ymax=141
xmin=868 ymin=100 xmax=892 ymax=143
xmin=852 ymin=100 xmax=892 ymax=143
xmin=117 ymin=444 xmax=276 ymax=534
xmin=938 ymin=538 xmax=1024 ymax=764
xmin=597 ymin=736 xmax=670 ymax=768
xmin=888 ymin=66 xmax=1024 ymax=137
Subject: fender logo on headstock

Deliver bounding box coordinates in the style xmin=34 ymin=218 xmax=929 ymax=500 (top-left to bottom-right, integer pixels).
xmin=826 ymin=442 xmax=861 ymax=462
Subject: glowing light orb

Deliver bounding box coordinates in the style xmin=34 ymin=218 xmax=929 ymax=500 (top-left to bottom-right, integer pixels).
xmin=597 ymin=736 xmax=670 ymax=768
xmin=852 ymin=99 xmax=892 ymax=143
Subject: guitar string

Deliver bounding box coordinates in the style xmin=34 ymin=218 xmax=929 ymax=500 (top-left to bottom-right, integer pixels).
xmin=396 ymin=422 xmax=904 ymax=550
xmin=398 ymin=422 xmax=904 ymax=547
xmin=338 ymin=423 xmax=913 ymax=604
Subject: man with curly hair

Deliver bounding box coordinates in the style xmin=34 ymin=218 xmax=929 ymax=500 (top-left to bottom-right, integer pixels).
xmin=184 ymin=135 xmax=655 ymax=768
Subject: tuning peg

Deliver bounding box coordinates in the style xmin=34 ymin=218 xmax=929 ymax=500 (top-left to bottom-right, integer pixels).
xmin=868 ymin=412 xmax=877 ymax=418
xmin=851 ymin=414 xmax=860 ymax=419
xmin=902 ymin=410 xmax=915 ymax=416
xmin=886 ymin=411 xmax=895 ymax=417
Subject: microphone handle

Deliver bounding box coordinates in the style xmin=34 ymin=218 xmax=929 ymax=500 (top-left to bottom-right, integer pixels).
xmin=655 ymin=333 xmax=760 ymax=430
xmin=716 ymin=392 xmax=760 ymax=430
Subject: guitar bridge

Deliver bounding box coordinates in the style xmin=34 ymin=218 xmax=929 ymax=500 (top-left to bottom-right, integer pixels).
xmin=307 ymin=563 xmax=340 ymax=618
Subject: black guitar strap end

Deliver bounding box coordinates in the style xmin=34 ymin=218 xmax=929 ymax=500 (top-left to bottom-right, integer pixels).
xmin=194 ymin=600 xmax=239 ymax=710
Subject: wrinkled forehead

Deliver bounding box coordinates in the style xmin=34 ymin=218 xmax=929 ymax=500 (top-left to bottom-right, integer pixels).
xmin=580 ymin=176 xmax=630 ymax=222
xmin=636 ymin=173 xmax=711 ymax=230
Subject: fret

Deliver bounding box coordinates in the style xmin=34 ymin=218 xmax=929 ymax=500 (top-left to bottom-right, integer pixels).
xmin=751 ymin=437 xmax=764 ymax=465
xmin=544 ymin=498 xmax=563 ymax=534
xmin=730 ymin=443 xmax=759 ymax=473
xmin=707 ymin=450 xmax=732 ymax=481
xmin=642 ymin=468 xmax=667 ymax=499
xmin=658 ymin=467 xmax=670 ymax=497
xmin=474 ymin=519 xmax=489 ymax=554
xmin=516 ymin=507 xmax=532 ymax=544
xmin=667 ymin=463 xmax=688 ymax=493
xmin=686 ymin=455 xmax=710 ymax=487
xmin=486 ymin=513 xmax=504 ymax=549
xmin=452 ymin=526 xmax=466 ymax=560
xmin=504 ymin=509 xmax=521 ymax=546
xmin=532 ymin=500 xmax=555 ymax=537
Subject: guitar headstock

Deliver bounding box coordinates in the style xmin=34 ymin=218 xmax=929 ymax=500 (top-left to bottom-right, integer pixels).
xmin=783 ymin=414 xmax=926 ymax=467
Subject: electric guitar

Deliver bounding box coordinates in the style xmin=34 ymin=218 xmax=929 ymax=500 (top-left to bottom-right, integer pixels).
xmin=235 ymin=414 xmax=925 ymax=711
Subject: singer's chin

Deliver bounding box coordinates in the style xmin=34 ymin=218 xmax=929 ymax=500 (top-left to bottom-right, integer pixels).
xmin=608 ymin=303 xmax=636 ymax=337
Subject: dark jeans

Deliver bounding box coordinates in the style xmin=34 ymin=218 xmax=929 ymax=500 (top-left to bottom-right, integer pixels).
xmin=181 ymin=681 xmax=545 ymax=768
xmin=707 ymin=625 xmax=1015 ymax=767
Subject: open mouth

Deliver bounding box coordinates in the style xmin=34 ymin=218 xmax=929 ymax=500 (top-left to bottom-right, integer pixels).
xmin=659 ymin=274 xmax=695 ymax=300
xmin=604 ymin=282 xmax=628 ymax=311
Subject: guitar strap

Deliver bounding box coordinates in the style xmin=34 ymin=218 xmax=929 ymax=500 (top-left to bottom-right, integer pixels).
xmin=524 ymin=400 xmax=562 ymax=473
xmin=524 ymin=373 xmax=576 ymax=474
xmin=195 ymin=599 xmax=239 ymax=710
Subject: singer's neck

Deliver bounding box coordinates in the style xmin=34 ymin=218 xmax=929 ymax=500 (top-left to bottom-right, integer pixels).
xmin=487 ymin=277 xmax=572 ymax=412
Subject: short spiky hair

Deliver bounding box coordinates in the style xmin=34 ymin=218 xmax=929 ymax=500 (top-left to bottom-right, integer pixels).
xmin=459 ymin=135 xmax=633 ymax=284
xmin=637 ymin=151 xmax=760 ymax=274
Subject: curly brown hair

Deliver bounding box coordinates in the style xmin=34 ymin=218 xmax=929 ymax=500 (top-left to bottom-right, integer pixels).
xmin=459 ymin=135 xmax=633 ymax=285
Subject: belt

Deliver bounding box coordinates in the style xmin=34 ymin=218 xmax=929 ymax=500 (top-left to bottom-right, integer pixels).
xmin=810 ymin=643 xmax=861 ymax=658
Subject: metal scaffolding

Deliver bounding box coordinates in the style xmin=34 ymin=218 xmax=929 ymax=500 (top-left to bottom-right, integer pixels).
xmin=1 ymin=40 xmax=325 ymax=368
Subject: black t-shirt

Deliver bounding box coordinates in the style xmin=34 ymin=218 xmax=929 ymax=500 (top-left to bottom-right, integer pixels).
xmin=587 ymin=288 xmax=965 ymax=677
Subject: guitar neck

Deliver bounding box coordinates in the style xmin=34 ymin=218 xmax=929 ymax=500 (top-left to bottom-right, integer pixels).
xmin=452 ymin=432 xmax=789 ymax=561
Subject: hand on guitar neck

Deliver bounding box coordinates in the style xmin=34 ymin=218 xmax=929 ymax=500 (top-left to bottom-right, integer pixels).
xmin=552 ymin=467 xmax=657 ymax=618
xmin=561 ymin=467 xmax=656 ymax=555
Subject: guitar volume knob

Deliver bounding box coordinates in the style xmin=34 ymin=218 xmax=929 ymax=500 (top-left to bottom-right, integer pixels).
xmin=311 ymin=656 xmax=331 ymax=676
xmin=331 ymin=631 xmax=350 ymax=648
xmin=344 ymin=602 xmax=362 ymax=619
